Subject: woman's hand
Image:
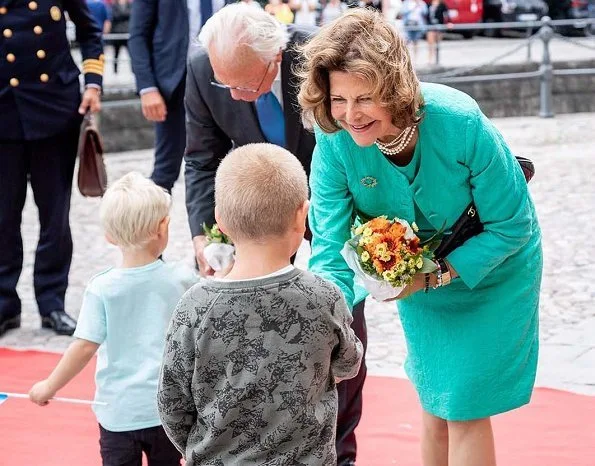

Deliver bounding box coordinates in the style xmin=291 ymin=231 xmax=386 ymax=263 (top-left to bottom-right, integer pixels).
xmin=396 ymin=273 xmax=428 ymax=299
xmin=384 ymin=273 xmax=435 ymax=302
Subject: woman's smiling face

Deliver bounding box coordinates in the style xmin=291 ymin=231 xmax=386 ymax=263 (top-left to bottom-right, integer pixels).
xmin=329 ymin=71 xmax=400 ymax=147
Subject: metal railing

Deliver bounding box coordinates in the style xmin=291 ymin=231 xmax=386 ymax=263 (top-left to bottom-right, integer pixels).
xmin=407 ymin=17 xmax=595 ymax=118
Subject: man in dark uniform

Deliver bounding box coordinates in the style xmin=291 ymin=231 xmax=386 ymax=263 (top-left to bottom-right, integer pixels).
xmin=0 ymin=0 xmax=103 ymax=336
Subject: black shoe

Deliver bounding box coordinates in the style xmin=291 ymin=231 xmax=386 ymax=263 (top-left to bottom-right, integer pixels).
xmin=41 ymin=310 xmax=77 ymax=336
xmin=0 ymin=314 xmax=21 ymax=337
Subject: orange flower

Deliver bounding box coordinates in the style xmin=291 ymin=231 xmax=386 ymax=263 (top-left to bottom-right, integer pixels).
xmin=367 ymin=217 xmax=392 ymax=233
xmin=388 ymin=222 xmax=407 ymax=239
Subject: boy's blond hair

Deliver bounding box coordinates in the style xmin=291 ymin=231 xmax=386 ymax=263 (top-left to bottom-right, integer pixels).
xmin=215 ymin=143 xmax=308 ymax=241
xmin=100 ymin=172 xmax=171 ymax=249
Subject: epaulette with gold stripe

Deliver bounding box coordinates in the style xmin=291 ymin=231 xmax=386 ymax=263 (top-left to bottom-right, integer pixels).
xmin=82 ymin=54 xmax=105 ymax=76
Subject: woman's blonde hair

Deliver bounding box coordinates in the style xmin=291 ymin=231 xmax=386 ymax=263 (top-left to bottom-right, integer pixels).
xmin=100 ymin=172 xmax=171 ymax=249
xmin=297 ymin=8 xmax=423 ymax=133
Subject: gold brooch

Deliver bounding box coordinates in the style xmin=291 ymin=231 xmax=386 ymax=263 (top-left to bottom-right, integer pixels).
xmin=360 ymin=176 xmax=377 ymax=188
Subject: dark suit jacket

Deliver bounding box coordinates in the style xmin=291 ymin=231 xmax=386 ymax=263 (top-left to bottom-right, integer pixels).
xmin=127 ymin=0 xmax=189 ymax=100
xmin=184 ymin=26 xmax=316 ymax=237
xmin=0 ymin=0 xmax=103 ymax=141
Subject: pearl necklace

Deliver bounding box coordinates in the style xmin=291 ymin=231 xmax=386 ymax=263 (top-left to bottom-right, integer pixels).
xmin=375 ymin=126 xmax=417 ymax=155
xmin=377 ymin=126 xmax=409 ymax=148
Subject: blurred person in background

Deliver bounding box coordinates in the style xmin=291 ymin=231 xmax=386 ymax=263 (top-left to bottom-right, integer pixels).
xmin=320 ymin=0 xmax=348 ymax=25
xmin=425 ymin=0 xmax=449 ymax=65
xmin=359 ymin=0 xmax=382 ymax=11
xmin=290 ymin=0 xmax=319 ymax=26
xmin=546 ymin=0 xmax=571 ymax=19
xmin=265 ymin=0 xmax=295 ymax=24
xmin=383 ymin=0 xmax=403 ymax=30
xmin=110 ymin=0 xmax=132 ymax=74
xmin=128 ymin=0 xmax=227 ymax=193
xmin=86 ymin=0 xmax=112 ymax=34
xmin=399 ymin=0 xmax=427 ymax=62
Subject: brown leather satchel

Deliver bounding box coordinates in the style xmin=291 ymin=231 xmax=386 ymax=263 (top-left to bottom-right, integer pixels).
xmin=77 ymin=113 xmax=107 ymax=197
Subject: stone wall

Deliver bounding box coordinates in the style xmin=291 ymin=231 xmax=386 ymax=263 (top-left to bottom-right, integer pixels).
xmin=99 ymin=59 xmax=595 ymax=153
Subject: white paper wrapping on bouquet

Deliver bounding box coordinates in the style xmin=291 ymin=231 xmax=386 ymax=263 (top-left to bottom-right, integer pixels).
xmin=340 ymin=242 xmax=406 ymax=302
xmin=203 ymin=243 xmax=235 ymax=272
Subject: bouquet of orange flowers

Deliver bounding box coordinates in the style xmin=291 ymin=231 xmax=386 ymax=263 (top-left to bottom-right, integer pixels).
xmin=341 ymin=216 xmax=438 ymax=301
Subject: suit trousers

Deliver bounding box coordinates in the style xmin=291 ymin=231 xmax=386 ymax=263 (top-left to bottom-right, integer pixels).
xmin=336 ymin=299 xmax=367 ymax=465
xmin=0 ymin=123 xmax=80 ymax=318
xmin=151 ymin=78 xmax=186 ymax=193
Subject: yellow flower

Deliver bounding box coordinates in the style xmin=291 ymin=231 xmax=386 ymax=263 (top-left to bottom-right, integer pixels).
xmin=379 ymin=253 xmax=392 ymax=262
xmin=363 ymin=227 xmax=373 ymax=237
xmin=354 ymin=225 xmax=364 ymax=236
xmin=375 ymin=242 xmax=388 ymax=255
xmin=361 ymin=251 xmax=370 ymax=262
xmin=382 ymin=270 xmax=396 ymax=281
xmin=416 ymin=257 xmax=423 ymax=268
xmin=411 ymin=222 xmax=419 ymax=232
xmin=359 ymin=236 xmax=372 ymax=246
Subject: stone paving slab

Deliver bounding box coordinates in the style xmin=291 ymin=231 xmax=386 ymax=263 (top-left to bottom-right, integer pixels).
xmin=2 ymin=112 xmax=595 ymax=396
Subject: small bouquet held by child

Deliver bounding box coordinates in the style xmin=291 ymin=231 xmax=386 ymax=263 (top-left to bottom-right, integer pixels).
xmin=341 ymin=216 xmax=439 ymax=301
xmin=202 ymin=223 xmax=235 ymax=272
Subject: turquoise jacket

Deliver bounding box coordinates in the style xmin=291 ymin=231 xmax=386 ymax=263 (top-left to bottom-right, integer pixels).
xmin=308 ymin=83 xmax=540 ymax=309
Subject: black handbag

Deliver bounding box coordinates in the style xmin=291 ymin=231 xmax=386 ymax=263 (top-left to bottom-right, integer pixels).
xmin=433 ymin=156 xmax=535 ymax=259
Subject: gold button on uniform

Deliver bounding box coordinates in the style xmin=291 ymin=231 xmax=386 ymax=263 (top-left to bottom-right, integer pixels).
xmin=28 ymin=1 xmax=38 ymax=10
xmin=40 ymin=73 xmax=49 ymax=83
xmin=0 ymin=6 xmax=7 ymax=14
xmin=34 ymin=25 xmax=43 ymax=35
xmin=50 ymin=6 xmax=61 ymax=21
xmin=7 ymin=53 xmax=16 ymax=63
xmin=10 ymin=78 xmax=19 ymax=87
xmin=36 ymin=50 xmax=46 ymax=59
xmin=3 ymin=29 xmax=13 ymax=38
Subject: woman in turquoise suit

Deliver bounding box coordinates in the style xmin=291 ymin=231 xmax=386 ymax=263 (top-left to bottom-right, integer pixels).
xmin=298 ymin=9 xmax=542 ymax=466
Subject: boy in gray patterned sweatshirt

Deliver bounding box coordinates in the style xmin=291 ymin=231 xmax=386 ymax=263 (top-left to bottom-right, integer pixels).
xmin=158 ymin=143 xmax=363 ymax=465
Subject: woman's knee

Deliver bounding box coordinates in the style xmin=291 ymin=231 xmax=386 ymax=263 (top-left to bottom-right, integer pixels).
xmin=423 ymin=411 xmax=449 ymax=441
xmin=447 ymin=417 xmax=492 ymax=439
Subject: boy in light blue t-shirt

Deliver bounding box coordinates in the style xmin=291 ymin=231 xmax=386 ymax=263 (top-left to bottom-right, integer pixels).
xmin=29 ymin=172 xmax=196 ymax=466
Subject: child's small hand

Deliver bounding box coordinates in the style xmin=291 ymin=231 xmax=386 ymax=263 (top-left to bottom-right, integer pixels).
xmin=29 ymin=380 xmax=56 ymax=406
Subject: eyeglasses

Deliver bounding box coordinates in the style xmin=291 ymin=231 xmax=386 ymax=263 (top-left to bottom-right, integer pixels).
xmin=210 ymin=62 xmax=272 ymax=94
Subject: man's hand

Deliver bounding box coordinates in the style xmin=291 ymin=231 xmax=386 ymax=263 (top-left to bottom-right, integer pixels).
xmin=141 ymin=90 xmax=167 ymax=122
xmin=29 ymin=380 xmax=56 ymax=406
xmin=78 ymin=87 xmax=101 ymax=114
xmin=193 ymin=235 xmax=214 ymax=277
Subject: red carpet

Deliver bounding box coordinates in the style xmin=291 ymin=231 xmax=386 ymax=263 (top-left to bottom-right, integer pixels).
xmin=1 ymin=348 xmax=594 ymax=465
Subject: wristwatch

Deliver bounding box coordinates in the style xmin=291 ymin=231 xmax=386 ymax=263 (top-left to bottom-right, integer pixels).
xmin=437 ymin=258 xmax=452 ymax=286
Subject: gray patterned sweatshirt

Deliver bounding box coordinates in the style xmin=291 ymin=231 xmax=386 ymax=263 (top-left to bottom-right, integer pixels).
xmin=158 ymin=268 xmax=363 ymax=465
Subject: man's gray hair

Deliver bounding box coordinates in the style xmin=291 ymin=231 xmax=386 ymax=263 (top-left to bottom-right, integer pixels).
xmin=198 ymin=3 xmax=290 ymax=62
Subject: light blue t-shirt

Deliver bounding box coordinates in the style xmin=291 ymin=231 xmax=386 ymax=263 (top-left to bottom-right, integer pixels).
xmin=74 ymin=260 xmax=197 ymax=432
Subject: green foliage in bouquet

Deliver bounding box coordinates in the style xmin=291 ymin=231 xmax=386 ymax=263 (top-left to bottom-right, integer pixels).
xmin=202 ymin=223 xmax=233 ymax=245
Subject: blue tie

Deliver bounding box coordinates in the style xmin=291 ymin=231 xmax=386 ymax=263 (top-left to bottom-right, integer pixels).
xmin=200 ymin=0 xmax=213 ymax=28
xmin=255 ymin=92 xmax=286 ymax=148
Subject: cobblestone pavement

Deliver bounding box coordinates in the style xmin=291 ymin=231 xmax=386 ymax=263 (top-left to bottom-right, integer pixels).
xmin=2 ymin=113 xmax=595 ymax=395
